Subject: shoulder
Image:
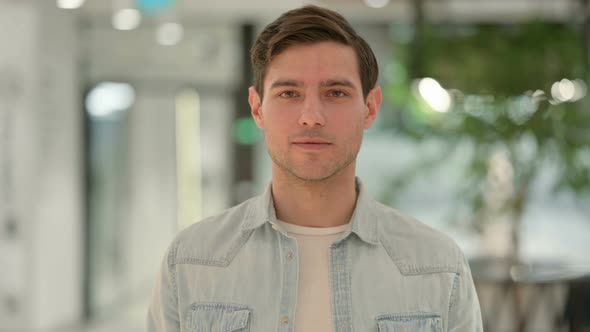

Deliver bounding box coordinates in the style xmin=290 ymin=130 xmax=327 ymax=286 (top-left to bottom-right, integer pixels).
xmin=168 ymin=197 xmax=256 ymax=267
xmin=373 ymin=201 xmax=464 ymax=275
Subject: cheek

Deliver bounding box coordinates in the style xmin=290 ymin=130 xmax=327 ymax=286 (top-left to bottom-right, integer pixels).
xmin=328 ymin=109 xmax=364 ymax=130
xmin=263 ymin=107 xmax=298 ymax=129
xmin=261 ymin=111 xmax=290 ymax=140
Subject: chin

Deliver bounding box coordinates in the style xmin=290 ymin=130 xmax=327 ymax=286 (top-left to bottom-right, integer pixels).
xmin=287 ymin=167 xmax=341 ymax=183
xmin=270 ymin=152 xmax=353 ymax=183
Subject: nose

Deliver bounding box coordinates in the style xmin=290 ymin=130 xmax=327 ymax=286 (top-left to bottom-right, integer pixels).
xmin=298 ymin=95 xmax=326 ymax=127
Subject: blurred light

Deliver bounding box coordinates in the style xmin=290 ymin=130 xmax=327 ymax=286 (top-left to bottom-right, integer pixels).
xmin=558 ymin=79 xmax=575 ymax=100
xmin=56 ymin=0 xmax=85 ymax=9
xmin=175 ymin=89 xmax=202 ymax=228
xmin=417 ymin=78 xmax=452 ymax=112
xmin=530 ymin=90 xmax=547 ymax=107
xmin=86 ymin=82 xmax=135 ymax=118
xmin=137 ymin=0 xmax=175 ymax=15
xmin=571 ymin=79 xmax=587 ymax=102
xmin=531 ymin=89 xmax=545 ymax=100
xmin=507 ymin=95 xmax=537 ymax=125
xmin=156 ymin=23 xmax=184 ymax=46
xmin=463 ymin=95 xmax=496 ymax=123
xmin=234 ymin=118 xmax=262 ymax=145
xmin=551 ymin=78 xmax=586 ymax=103
xmin=551 ymin=81 xmax=564 ymax=102
xmin=363 ymin=0 xmax=390 ymax=8
xmin=112 ymin=8 xmax=141 ymax=31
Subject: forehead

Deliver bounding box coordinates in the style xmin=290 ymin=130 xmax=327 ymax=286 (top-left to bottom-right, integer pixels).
xmin=264 ymin=42 xmax=361 ymax=90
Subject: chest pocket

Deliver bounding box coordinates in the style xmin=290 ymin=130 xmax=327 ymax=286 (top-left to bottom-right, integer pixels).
xmin=184 ymin=303 xmax=251 ymax=332
xmin=376 ymin=312 xmax=442 ymax=332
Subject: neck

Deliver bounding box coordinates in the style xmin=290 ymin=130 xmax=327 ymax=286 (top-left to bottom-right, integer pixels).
xmin=271 ymin=163 xmax=358 ymax=228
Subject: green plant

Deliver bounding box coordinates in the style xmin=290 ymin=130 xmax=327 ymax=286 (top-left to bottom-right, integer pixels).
xmin=383 ymin=22 xmax=590 ymax=259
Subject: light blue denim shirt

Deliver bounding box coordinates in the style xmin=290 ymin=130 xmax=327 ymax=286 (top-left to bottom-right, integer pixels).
xmin=147 ymin=180 xmax=483 ymax=331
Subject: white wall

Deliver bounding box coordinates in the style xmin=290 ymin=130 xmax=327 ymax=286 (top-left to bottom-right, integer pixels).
xmin=0 ymin=1 xmax=38 ymax=329
xmin=0 ymin=1 xmax=83 ymax=331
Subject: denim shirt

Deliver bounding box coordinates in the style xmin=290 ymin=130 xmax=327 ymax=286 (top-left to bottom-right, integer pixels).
xmin=147 ymin=180 xmax=483 ymax=332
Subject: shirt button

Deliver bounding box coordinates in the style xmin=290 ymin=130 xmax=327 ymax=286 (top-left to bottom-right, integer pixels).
xmin=281 ymin=316 xmax=289 ymax=325
xmin=286 ymin=251 xmax=294 ymax=261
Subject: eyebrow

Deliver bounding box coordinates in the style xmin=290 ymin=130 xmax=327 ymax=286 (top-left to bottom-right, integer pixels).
xmin=321 ymin=79 xmax=355 ymax=88
xmin=269 ymin=79 xmax=356 ymax=90
xmin=269 ymin=80 xmax=302 ymax=90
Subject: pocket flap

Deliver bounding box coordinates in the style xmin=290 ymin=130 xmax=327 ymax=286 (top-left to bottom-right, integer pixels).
xmin=376 ymin=312 xmax=442 ymax=332
xmin=185 ymin=303 xmax=251 ymax=332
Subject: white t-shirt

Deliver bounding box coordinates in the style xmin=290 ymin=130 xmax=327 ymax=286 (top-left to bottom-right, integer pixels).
xmin=275 ymin=220 xmax=350 ymax=332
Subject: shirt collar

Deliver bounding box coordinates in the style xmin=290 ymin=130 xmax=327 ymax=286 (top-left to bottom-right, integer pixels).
xmin=242 ymin=177 xmax=380 ymax=246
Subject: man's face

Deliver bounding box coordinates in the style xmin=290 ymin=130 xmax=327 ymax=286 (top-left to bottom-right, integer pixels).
xmin=249 ymin=41 xmax=381 ymax=182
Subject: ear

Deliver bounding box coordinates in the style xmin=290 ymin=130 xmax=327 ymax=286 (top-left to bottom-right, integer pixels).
xmin=249 ymin=86 xmax=264 ymax=128
xmin=363 ymin=86 xmax=382 ymax=129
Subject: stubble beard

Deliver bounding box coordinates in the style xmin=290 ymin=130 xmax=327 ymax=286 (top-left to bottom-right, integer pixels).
xmin=267 ymin=135 xmax=363 ymax=184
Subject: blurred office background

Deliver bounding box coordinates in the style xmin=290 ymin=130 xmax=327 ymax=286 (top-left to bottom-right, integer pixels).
xmin=0 ymin=0 xmax=589 ymax=331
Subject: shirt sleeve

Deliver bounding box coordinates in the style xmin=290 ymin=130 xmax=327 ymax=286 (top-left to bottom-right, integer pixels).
xmin=147 ymin=241 xmax=181 ymax=332
xmin=447 ymin=252 xmax=484 ymax=332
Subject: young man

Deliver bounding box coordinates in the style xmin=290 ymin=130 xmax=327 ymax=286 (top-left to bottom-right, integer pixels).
xmin=148 ymin=5 xmax=482 ymax=332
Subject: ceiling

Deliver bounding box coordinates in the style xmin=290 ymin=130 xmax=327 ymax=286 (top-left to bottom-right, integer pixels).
xmin=76 ymin=0 xmax=582 ymax=24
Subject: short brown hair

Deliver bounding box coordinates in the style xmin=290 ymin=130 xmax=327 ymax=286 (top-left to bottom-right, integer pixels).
xmin=250 ymin=5 xmax=379 ymax=100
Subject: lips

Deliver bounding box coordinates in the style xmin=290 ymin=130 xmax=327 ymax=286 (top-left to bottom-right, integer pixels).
xmin=293 ymin=139 xmax=331 ymax=144
xmin=292 ymin=137 xmax=332 ymax=150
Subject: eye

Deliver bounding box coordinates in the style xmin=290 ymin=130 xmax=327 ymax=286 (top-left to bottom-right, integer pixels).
xmin=328 ymin=90 xmax=348 ymax=97
xmin=279 ymin=91 xmax=299 ymax=98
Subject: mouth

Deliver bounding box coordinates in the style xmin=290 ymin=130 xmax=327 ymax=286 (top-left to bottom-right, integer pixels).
xmin=292 ymin=138 xmax=332 ymax=150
